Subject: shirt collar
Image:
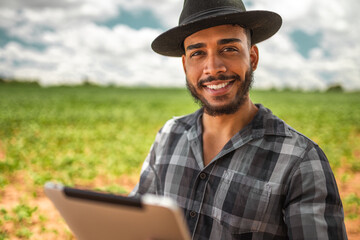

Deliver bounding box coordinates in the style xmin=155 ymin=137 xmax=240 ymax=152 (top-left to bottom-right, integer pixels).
xmin=182 ymin=104 xmax=291 ymax=143
xmin=251 ymin=104 xmax=292 ymax=138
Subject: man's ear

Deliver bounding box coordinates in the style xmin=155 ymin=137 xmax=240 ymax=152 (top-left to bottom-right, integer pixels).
xmin=182 ymin=54 xmax=187 ymax=74
xmin=250 ymin=45 xmax=259 ymax=71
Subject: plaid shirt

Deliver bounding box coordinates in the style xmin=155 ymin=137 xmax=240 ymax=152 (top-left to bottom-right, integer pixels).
xmin=131 ymin=104 xmax=347 ymax=239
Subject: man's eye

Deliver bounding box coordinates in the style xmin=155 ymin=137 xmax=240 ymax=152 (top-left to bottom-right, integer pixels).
xmin=222 ymin=47 xmax=238 ymax=52
xmin=190 ymin=51 xmax=204 ymax=57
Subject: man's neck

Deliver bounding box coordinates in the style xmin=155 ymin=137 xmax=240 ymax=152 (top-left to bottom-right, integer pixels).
xmin=202 ymin=100 xmax=258 ymax=139
xmin=201 ymin=99 xmax=258 ymax=166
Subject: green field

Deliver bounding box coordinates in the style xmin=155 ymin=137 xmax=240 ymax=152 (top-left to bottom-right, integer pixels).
xmin=1 ymin=82 xmax=360 ymax=239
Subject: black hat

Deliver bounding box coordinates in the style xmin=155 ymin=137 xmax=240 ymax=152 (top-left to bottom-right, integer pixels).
xmin=151 ymin=0 xmax=282 ymax=57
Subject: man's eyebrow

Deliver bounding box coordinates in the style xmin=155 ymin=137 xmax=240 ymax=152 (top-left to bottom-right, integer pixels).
xmin=185 ymin=38 xmax=241 ymax=51
xmin=186 ymin=43 xmax=206 ymax=51
xmin=218 ymin=38 xmax=242 ymax=45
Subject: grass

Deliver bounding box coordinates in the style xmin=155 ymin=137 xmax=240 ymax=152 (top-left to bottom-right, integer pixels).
xmin=1 ymin=82 xmax=359 ymax=185
xmin=344 ymin=193 xmax=360 ymax=220
xmin=0 ymin=82 xmax=360 ymax=238
xmin=0 ymin=83 xmax=199 ymax=187
xmin=1 ymin=203 xmax=38 ymax=239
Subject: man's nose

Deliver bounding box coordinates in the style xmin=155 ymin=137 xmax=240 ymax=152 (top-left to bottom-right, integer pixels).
xmin=203 ymin=54 xmax=226 ymax=76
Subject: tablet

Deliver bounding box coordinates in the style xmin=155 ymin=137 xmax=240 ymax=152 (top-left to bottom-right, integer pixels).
xmin=44 ymin=182 xmax=191 ymax=240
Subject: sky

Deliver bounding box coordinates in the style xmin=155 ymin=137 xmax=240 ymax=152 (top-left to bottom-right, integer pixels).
xmin=0 ymin=0 xmax=359 ymax=91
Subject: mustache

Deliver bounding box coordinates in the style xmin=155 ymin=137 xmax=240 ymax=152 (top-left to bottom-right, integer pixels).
xmin=197 ymin=74 xmax=241 ymax=88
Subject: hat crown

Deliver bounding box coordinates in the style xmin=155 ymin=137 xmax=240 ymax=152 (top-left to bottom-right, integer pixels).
xmin=179 ymin=0 xmax=246 ymax=25
xmin=152 ymin=0 xmax=282 ymax=57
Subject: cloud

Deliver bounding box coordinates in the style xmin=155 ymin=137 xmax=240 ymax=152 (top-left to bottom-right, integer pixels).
xmin=249 ymin=0 xmax=360 ymax=91
xmin=0 ymin=0 xmax=359 ymax=91
xmin=0 ymin=0 xmax=185 ymax=87
xmin=114 ymin=0 xmax=182 ymax=28
xmin=0 ymin=23 xmax=184 ymax=86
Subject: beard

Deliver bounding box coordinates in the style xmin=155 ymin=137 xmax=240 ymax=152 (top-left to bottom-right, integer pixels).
xmin=186 ymin=68 xmax=254 ymax=117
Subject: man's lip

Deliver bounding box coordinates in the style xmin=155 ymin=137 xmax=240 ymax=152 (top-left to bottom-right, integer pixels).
xmin=202 ymin=79 xmax=234 ymax=87
xmin=203 ymin=80 xmax=235 ymax=96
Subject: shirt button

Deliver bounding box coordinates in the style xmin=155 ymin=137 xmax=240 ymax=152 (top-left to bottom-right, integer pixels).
xmin=200 ymin=172 xmax=207 ymax=180
xmin=190 ymin=211 xmax=197 ymax=218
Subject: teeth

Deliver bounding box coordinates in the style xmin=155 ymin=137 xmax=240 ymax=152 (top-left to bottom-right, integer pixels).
xmin=206 ymin=82 xmax=229 ymax=90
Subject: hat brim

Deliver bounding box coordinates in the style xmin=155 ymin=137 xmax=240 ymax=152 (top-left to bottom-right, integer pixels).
xmin=151 ymin=10 xmax=282 ymax=57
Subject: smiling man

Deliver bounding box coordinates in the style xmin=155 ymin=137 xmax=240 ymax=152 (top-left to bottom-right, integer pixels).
xmin=131 ymin=0 xmax=347 ymax=239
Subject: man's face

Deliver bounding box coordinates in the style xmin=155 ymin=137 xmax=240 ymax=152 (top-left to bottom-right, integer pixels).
xmin=182 ymin=24 xmax=258 ymax=116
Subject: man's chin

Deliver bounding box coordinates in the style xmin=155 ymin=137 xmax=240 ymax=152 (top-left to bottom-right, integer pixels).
xmin=203 ymin=103 xmax=242 ymax=116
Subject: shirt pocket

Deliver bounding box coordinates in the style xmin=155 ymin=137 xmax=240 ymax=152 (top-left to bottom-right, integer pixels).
xmin=211 ymin=170 xmax=271 ymax=234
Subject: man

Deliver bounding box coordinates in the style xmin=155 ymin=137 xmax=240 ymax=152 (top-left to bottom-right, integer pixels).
xmin=131 ymin=0 xmax=347 ymax=239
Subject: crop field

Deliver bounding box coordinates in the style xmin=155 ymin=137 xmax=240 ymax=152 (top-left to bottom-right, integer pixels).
xmin=1 ymin=82 xmax=360 ymax=239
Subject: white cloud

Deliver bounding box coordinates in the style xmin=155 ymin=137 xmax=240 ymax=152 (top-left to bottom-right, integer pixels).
xmin=0 ymin=0 xmax=359 ymax=91
xmin=0 ymin=0 xmax=185 ymax=86
xmin=114 ymin=0 xmax=182 ymax=28
xmin=0 ymin=22 xmax=184 ymax=87
xmin=248 ymin=0 xmax=360 ymax=91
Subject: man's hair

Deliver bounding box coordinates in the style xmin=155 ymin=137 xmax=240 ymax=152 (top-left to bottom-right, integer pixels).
xmin=234 ymin=24 xmax=252 ymax=49
xmin=244 ymin=28 xmax=252 ymax=49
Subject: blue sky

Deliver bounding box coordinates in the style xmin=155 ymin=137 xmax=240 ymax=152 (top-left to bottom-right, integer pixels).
xmin=0 ymin=0 xmax=359 ymax=91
